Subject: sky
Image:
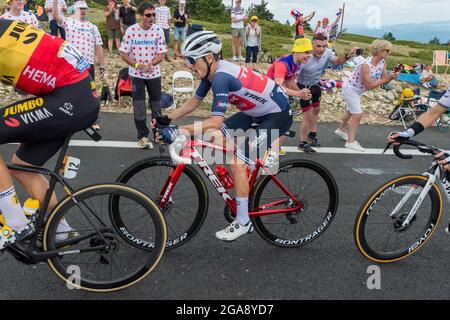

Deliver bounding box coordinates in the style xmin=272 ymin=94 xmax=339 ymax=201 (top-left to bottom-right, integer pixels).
xmin=226 ymin=0 xmax=450 ymax=27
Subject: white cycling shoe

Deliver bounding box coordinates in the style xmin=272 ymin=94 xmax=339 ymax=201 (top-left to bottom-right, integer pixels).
xmin=215 ymin=220 xmax=253 ymax=242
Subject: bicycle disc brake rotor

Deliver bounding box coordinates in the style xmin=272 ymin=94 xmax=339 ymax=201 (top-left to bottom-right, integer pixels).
xmin=89 ymin=232 xmax=120 ymax=256
xmin=285 ymin=197 xmax=306 ymax=224
xmin=393 ymin=214 xmax=417 ymax=232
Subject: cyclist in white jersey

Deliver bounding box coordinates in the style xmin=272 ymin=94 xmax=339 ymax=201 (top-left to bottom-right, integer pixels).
xmin=154 ymin=31 xmax=292 ymax=241
xmin=390 ymin=86 xmax=450 ymax=169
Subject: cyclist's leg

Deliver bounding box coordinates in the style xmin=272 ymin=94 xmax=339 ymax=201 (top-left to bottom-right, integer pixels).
xmin=254 ymin=110 xmax=293 ymax=157
xmin=0 ymin=157 xmax=29 ymax=231
xmin=221 ymin=113 xmax=254 ymax=226
xmin=11 ymin=140 xmax=65 ymax=211
xmin=1 ymin=77 xmax=99 ymax=228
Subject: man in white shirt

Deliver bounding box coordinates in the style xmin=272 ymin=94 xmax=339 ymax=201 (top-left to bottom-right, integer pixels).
xmin=231 ymin=0 xmax=247 ymax=61
xmin=155 ymin=0 xmax=171 ymax=62
xmin=44 ymin=0 xmax=66 ymax=39
xmin=1 ymin=0 xmax=40 ymax=28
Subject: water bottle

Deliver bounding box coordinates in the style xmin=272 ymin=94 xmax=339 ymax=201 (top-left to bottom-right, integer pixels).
xmin=216 ymin=165 xmax=234 ymax=190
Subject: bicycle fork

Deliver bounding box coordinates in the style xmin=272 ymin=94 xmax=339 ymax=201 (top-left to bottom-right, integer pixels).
xmin=389 ymin=173 xmax=436 ymax=227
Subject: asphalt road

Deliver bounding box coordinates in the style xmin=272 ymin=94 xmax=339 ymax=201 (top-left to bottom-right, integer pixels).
xmin=2 ymin=112 xmax=450 ymax=300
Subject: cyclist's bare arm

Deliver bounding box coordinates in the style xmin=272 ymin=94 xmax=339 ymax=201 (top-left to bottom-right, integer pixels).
xmin=179 ymin=116 xmax=223 ymax=136
xmin=168 ymin=96 xmax=202 ymax=121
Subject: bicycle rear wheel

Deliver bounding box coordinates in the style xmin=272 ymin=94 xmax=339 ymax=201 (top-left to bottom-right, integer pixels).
xmin=354 ymin=175 xmax=443 ymax=263
xmin=251 ymin=160 xmax=338 ymax=248
xmin=44 ymin=184 xmax=167 ymax=292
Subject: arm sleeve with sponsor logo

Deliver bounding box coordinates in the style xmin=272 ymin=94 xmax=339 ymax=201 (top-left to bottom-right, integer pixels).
xmin=439 ymin=87 xmax=450 ymax=109
xmin=210 ymin=72 xmax=241 ymax=117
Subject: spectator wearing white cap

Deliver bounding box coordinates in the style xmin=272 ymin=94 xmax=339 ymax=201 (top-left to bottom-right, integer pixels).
xmin=53 ymin=0 xmax=105 ymax=130
xmin=53 ymin=0 xmax=105 ymax=81
xmin=1 ymin=0 xmax=40 ymax=28
xmin=173 ymin=0 xmax=188 ymax=59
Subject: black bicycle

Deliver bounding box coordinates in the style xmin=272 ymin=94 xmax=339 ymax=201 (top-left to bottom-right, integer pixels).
xmin=354 ymin=138 xmax=449 ymax=263
xmin=3 ymin=128 xmax=167 ymax=292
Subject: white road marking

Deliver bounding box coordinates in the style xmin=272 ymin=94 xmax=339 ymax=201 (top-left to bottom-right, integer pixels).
xmin=3 ymin=140 xmax=434 ymax=156
xmin=281 ymin=146 xmax=429 ymax=156
xmin=68 ymin=140 xmax=154 ymax=149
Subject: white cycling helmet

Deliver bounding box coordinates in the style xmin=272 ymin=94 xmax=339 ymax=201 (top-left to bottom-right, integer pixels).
xmin=181 ymin=31 xmax=222 ymax=58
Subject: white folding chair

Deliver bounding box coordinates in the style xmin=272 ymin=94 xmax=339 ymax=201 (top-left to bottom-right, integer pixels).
xmin=172 ymin=71 xmax=195 ymax=109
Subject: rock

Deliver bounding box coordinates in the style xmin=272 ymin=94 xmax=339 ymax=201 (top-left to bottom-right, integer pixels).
xmin=384 ymin=91 xmax=396 ymax=102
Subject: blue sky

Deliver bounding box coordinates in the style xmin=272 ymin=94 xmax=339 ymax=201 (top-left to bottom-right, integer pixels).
xmin=227 ymin=0 xmax=450 ymax=27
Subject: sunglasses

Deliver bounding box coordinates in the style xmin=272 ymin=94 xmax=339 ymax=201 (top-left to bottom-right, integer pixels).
xmin=384 ymin=49 xmax=390 ymax=53
xmin=184 ymin=54 xmax=209 ymax=67
xmin=144 ymin=13 xmax=156 ymax=18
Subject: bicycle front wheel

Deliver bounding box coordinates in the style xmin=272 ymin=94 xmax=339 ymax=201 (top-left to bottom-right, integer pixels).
xmin=251 ymin=160 xmax=339 ymax=248
xmin=115 ymin=157 xmax=208 ymax=250
xmin=44 ymin=184 xmax=167 ymax=292
xmin=354 ymin=175 xmax=443 ymax=263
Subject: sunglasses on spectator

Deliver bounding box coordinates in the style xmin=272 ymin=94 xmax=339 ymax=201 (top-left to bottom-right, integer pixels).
xmin=144 ymin=13 xmax=156 ymax=18
xmin=384 ymin=49 xmax=390 ymax=53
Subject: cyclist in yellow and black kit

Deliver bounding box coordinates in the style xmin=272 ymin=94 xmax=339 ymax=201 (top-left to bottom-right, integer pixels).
xmin=0 ymin=19 xmax=99 ymax=249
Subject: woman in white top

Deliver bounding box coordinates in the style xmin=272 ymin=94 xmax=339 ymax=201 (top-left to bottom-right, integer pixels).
xmin=335 ymin=40 xmax=400 ymax=151
xmin=245 ymin=16 xmax=261 ymax=67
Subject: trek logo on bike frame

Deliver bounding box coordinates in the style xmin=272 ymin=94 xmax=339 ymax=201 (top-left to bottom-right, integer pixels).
xmin=192 ymin=149 xmax=233 ymax=203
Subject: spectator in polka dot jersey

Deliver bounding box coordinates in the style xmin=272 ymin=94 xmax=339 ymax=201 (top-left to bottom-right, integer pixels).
xmin=1 ymin=0 xmax=40 ymax=28
xmin=119 ymin=2 xmax=167 ymax=149
xmin=155 ymin=0 xmax=171 ymax=62
xmin=53 ymin=0 xmax=105 ymax=81
xmin=53 ymin=0 xmax=106 ymax=130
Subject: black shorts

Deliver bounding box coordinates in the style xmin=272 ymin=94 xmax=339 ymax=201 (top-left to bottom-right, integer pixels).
xmin=297 ymin=83 xmax=322 ymax=112
xmin=221 ymin=110 xmax=293 ymax=162
xmin=0 ymin=76 xmax=100 ymax=166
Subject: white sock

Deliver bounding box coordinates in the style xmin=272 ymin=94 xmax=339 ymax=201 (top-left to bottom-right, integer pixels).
xmin=236 ymin=197 xmax=250 ymax=225
xmin=0 ymin=186 xmax=29 ymax=231
xmin=56 ymin=218 xmax=72 ymax=241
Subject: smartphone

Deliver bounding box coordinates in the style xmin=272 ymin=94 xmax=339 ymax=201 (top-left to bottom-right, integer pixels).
xmin=393 ymin=64 xmax=402 ymax=73
xmin=355 ymin=48 xmax=364 ymax=56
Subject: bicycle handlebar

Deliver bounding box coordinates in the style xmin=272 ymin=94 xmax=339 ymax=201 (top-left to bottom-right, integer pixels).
xmin=384 ymin=136 xmax=448 ymax=161
xmin=169 ymin=135 xmax=190 ymax=164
